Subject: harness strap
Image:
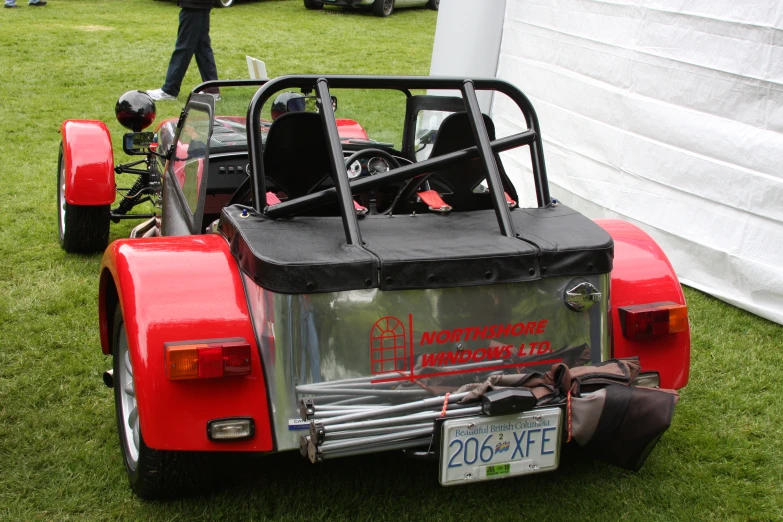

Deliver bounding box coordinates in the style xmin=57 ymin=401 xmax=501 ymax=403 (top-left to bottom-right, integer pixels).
xmin=353 ymin=200 xmax=368 ymax=216
xmin=417 ymin=190 xmax=452 ymax=213
xmin=504 ymin=191 xmax=517 ymax=208
xmin=265 ymin=191 xmax=282 ymax=206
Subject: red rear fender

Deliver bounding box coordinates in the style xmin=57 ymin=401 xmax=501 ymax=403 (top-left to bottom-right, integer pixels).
xmin=60 ymin=120 xmax=115 ymax=206
xmin=597 ymin=219 xmax=690 ymax=389
xmin=99 ymin=234 xmax=273 ymax=452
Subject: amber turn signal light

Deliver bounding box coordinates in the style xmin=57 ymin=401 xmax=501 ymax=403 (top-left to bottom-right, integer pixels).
xmin=618 ymin=302 xmax=688 ymax=339
xmin=164 ymin=339 xmax=251 ymax=380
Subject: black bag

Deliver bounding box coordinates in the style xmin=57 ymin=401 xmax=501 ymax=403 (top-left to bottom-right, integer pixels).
xmin=575 ymin=384 xmax=677 ymax=470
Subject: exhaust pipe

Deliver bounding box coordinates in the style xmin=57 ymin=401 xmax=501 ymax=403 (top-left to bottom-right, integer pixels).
xmin=103 ymin=369 xmax=114 ymax=388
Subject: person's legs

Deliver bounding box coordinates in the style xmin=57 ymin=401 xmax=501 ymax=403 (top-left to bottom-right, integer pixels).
xmin=193 ymin=10 xmax=219 ymax=95
xmin=160 ymin=8 xmax=202 ymax=98
xmin=194 ymin=11 xmax=218 ymax=83
xmin=4 ymin=0 xmax=18 ymax=6
xmin=28 ymin=0 xmax=46 ymax=5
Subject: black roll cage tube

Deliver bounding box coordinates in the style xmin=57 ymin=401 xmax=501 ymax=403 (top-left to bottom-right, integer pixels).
xmin=195 ymin=75 xmax=551 ymax=244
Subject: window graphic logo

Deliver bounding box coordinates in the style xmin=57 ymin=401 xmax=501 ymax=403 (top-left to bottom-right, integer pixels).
xmin=370 ymin=316 xmax=407 ymax=375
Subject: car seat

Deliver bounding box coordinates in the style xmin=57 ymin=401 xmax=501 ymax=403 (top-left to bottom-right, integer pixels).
xmin=262 ymin=112 xmax=334 ymax=199
xmin=395 ymin=112 xmax=518 ymax=213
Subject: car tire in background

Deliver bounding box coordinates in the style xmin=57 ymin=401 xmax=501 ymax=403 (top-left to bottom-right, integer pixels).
xmin=372 ymin=0 xmax=393 ymax=17
xmin=426 ymin=0 xmax=439 ymax=9
xmin=303 ymin=0 xmax=323 ymax=9
xmin=57 ymin=144 xmax=110 ymax=254
xmin=214 ymin=0 xmax=234 ymax=7
xmin=112 ymin=307 xmax=217 ymax=500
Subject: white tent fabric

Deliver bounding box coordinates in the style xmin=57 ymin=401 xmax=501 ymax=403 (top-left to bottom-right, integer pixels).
xmin=490 ymin=0 xmax=783 ymax=325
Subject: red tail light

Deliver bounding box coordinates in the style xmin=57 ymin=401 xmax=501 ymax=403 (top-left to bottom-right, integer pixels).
xmin=165 ymin=339 xmax=251 ymax=380
xmin=618 ymin=302 xmax=688 ymax=339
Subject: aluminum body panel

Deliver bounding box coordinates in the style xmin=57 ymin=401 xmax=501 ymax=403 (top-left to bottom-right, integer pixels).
xmin=243 ymin=273 xmax=609 ymax=452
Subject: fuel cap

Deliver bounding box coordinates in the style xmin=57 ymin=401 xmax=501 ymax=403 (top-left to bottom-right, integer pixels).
xmin=565 ymin=280 xmax=602 ymax=311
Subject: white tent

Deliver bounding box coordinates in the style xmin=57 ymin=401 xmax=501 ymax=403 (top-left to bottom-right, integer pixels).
xmin=431 ymin=0 xmax=783 ymax=325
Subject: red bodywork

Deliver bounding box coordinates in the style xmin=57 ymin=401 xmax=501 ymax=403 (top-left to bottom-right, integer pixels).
xmin=336 ymin=118 xmax=370 ymax=140
xmin=60 ymin=120 xmax=115 ymax=206
xmin=99 ymin=235 xmax=273 ymax=452
xmin=597 ymin=219 xmax=690 ymax=389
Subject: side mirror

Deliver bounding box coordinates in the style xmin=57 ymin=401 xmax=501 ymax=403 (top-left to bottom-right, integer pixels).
xmin=122 ymin=131 xmax=156 ymax=156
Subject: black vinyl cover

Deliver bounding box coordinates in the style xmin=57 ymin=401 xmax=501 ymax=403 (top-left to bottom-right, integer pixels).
xmin=220 ymin=204 xmax=613 ymax=294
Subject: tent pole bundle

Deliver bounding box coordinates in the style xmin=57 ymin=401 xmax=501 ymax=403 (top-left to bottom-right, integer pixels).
xmin=293 ymin=359 xmax=542 ymax=464
xmin=297 ymin=391 xmax=481 ymax=463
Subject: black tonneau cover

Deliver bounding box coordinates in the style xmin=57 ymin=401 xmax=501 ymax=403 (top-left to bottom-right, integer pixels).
xmin=220 ymin=204 xmax=612 ymax=294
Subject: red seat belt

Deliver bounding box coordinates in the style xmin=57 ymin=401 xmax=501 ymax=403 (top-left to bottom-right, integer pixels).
xmin=353 ymin=200 xmax=368 ymax=216
xmin=504 ymin=191 xmax=517 ymax=208
xmin=417 ymin=190 xmax=452 ymax=213
xmin=265 ymin=192 xmax=282 ymax=206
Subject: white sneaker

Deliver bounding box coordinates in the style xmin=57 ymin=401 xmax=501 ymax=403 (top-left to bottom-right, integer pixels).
xmin=207 ymin=92 xmax=221 ymax=102
xmin=146 ymin=88 xmax=177 ymax=101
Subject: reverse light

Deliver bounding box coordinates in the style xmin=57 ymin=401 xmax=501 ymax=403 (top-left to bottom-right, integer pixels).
xmin=207 ymin=418 xmax=255 ymax=441
xmin=618 ymin=302 xmax=688 ymax=339
xmin=165 ymin=339 xmax=251 ymax=380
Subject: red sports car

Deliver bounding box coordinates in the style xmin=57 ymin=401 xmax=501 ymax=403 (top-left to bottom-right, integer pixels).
xmin=57 ymin=75 xmax=689 ymax=499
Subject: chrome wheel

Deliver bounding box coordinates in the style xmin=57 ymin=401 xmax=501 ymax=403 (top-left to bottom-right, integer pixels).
xmin=117 ymin=322 xmax=140 ymax=468
xmin=383 ymin=0 xmax=393 ymax=15
xmin=215 ymin=0 xmax=234 ymax=7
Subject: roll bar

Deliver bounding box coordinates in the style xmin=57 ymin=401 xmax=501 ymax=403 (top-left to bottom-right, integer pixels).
xmin=197 ymin=75 xmax=552 ymax=244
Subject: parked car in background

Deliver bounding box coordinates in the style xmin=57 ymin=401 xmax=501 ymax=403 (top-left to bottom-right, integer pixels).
xmin=304 ymin=0 xmax=438 ymax=17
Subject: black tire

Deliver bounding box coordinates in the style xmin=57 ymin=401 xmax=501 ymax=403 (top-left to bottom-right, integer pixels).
xmin=57 ymin=144 xmax=110 ymax=254
xmin=214 ymin=0 xmax=234 ymax=7
xmin=372 ymin=0 xmax=393 ymax=17
xmin=112 ymin=307 xmax=216 ymax=500
xmin=303 ymin=0 xmax=323 ymax=9
xmin=426 ymin=0 xmax=439 ymax=9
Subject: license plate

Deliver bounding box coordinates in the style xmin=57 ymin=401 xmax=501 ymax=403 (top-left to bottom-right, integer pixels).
xmin=439 ymin=408 xmax=562 ymax=485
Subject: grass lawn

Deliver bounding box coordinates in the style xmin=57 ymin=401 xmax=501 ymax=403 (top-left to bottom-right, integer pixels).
xmin=1 ymin=1 xmax=782 ymax=520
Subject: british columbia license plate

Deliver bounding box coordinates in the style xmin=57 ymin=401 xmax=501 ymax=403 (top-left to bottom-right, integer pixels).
xmin=439 ymin=408 xmax=562 ymax=486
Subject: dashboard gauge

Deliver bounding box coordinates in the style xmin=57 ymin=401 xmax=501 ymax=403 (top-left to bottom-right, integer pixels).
xmin=367 ymin=157 xmax=390 ymax=175
xmin=348 ymin=160 xmax=362 ymax=179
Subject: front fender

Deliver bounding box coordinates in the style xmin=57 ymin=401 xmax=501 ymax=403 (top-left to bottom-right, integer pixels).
xmin=336 ymin=118 xmax=370 ymax=140
xmin=596 ymin=219 xmax=690 ymax=389
xmin=99 ymin=234 xmax=274 ymax=452
xmin=60 ymin=120 xmax=116 ymax=206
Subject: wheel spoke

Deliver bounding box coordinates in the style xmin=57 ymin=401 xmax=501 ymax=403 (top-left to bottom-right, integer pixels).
xmin=128 ymin=406 xmax=138 ymax=430
xmin=124 ymin=380 xmax=135 ymax=397
xmin=132 ymin=416 xmax=140 ymax=453
xmin=124 ymin=350 xmax=133 ymax=376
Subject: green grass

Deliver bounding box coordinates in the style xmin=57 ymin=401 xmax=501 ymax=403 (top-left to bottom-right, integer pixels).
xmin=1 ymin=1 xmax=782 ymax=520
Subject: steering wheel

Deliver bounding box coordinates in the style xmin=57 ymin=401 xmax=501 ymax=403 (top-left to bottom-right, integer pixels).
xmin=343 ymin=148 xmax=401 ymax=215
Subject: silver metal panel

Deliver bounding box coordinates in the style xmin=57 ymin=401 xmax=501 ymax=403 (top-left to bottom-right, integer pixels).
xmin=242 ymin=274 xmax=610 ymax=451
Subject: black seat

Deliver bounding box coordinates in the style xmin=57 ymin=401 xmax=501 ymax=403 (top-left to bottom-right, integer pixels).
xmin=396 ymin=112 xmax=518 ymax=213
xmin=262 ymin=112 xmax=333 ymax=199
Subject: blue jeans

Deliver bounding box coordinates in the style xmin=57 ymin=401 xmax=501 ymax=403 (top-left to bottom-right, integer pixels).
xmin=161 ymin=8 xmax=218 ymax=97
xmin=5 ymin=0 xmax=17 ymax=6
